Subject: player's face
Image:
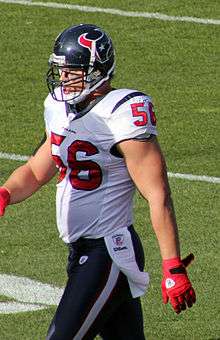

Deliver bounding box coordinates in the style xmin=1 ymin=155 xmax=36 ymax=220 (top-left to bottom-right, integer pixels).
xmin=59 ymin=68 xmax=85 ymax=95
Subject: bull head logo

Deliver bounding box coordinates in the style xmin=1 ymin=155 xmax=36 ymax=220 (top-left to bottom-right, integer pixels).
xmin=78 ymin=30 xmax=106 ymax=62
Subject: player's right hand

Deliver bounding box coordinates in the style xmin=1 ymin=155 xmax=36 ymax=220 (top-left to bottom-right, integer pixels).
xmin=0 ymin=187 xmax=10 ymax=216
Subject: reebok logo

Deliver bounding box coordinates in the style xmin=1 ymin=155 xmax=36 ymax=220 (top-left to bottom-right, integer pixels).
xmin=63 ymin=127 xmax=76 ymax=134
xmin=165 ymin=278 xmax=176 ymax=289
xmin=79 ymin=256 xmax=88 ymax=265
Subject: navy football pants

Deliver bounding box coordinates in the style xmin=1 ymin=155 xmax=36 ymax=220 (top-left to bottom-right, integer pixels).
xmin=46 ymin=226 xmax=146 ymax=340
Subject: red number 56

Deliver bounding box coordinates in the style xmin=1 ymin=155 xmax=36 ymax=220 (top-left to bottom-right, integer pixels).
xmin=51 ymin=133 xmax=102 ymax=191
xmin=131 ymin=102 xmax=156 ymax=127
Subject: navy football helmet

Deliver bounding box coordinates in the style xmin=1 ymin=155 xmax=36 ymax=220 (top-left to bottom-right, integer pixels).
xmin=46 ymin=24 xmax=115 ymax=103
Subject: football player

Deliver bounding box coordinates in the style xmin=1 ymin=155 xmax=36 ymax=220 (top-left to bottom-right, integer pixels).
xmin=0 ymin=24 xmax=196 ymax=339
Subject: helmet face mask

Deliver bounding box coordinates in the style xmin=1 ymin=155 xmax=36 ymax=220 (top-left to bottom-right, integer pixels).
xmin=46 ymin=24 xmax=115 ymax=104
xmin=47 ymin=65 xmax=87 ymax=103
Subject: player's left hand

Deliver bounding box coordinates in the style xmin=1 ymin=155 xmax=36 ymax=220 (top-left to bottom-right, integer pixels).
xmin=161 ymin=253 xmax=196 ymax=314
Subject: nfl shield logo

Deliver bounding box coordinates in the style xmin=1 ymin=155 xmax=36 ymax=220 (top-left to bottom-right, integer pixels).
xmin=112 ymin=234 xmax=124 ymax=246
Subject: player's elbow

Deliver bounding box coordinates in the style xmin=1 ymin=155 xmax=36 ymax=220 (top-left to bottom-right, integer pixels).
xmin=27 ymin=156 xmax=57 ymax=187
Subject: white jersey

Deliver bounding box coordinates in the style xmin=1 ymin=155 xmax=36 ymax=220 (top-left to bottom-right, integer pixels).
xmin=44 ymin=89 xmax=157 ymax=243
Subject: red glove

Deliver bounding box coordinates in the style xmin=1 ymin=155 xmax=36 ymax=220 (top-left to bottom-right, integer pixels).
xmin=0 ymin=187 xmax=10 ymax=216
xmin=161 ymin=253 xmax=196 ymax=314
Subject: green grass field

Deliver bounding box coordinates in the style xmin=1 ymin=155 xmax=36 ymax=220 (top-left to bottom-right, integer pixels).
xmin=0 ymin=1 xmax=219 ymax=339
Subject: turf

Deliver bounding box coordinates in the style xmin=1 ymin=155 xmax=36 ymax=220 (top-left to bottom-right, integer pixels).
xmin=0 ymin=1 xmax=219 ymax=339
xmin=33 ymin=0 xmax=220 ymax=19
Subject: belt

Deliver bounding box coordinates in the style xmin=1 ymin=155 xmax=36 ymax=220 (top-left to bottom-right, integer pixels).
xmin=68 ymin=236 xmax=105 ymax=251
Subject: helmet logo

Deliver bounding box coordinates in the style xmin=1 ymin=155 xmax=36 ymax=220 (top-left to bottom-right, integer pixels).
xmin=78 ymin=30 xmax=106 ymax=63
xmin=78 ymin=33 xmax=94 ymax=51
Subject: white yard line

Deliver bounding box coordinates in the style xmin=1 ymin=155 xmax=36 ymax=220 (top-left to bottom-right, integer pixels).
xmin=0 ymin=0 xmax=219 ymax=25
xmin=0 ymin=152 xmax=29 ymax=162
xmin=0 ymin=274 xmax=63 ymax=314
xmin=0 ymin=151 xmax=219 ymax=184
xmin=167 ymin=172 xmax=220 ymax=184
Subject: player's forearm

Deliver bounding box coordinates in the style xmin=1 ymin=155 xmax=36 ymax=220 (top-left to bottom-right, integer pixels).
xmin=149 ymin=194 xmax=181 ymax=260
xmin=3 ymin=163 xmax=43 ymax=204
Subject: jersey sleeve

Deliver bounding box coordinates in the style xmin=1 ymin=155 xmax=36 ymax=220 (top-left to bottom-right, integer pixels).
xmin=44 ymin=93 xmax=60 ymax=136
xmin=108 ymin=94 xmax=157 ymax=144
xmin=43 ymin=95 xmax=52 ymax=135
